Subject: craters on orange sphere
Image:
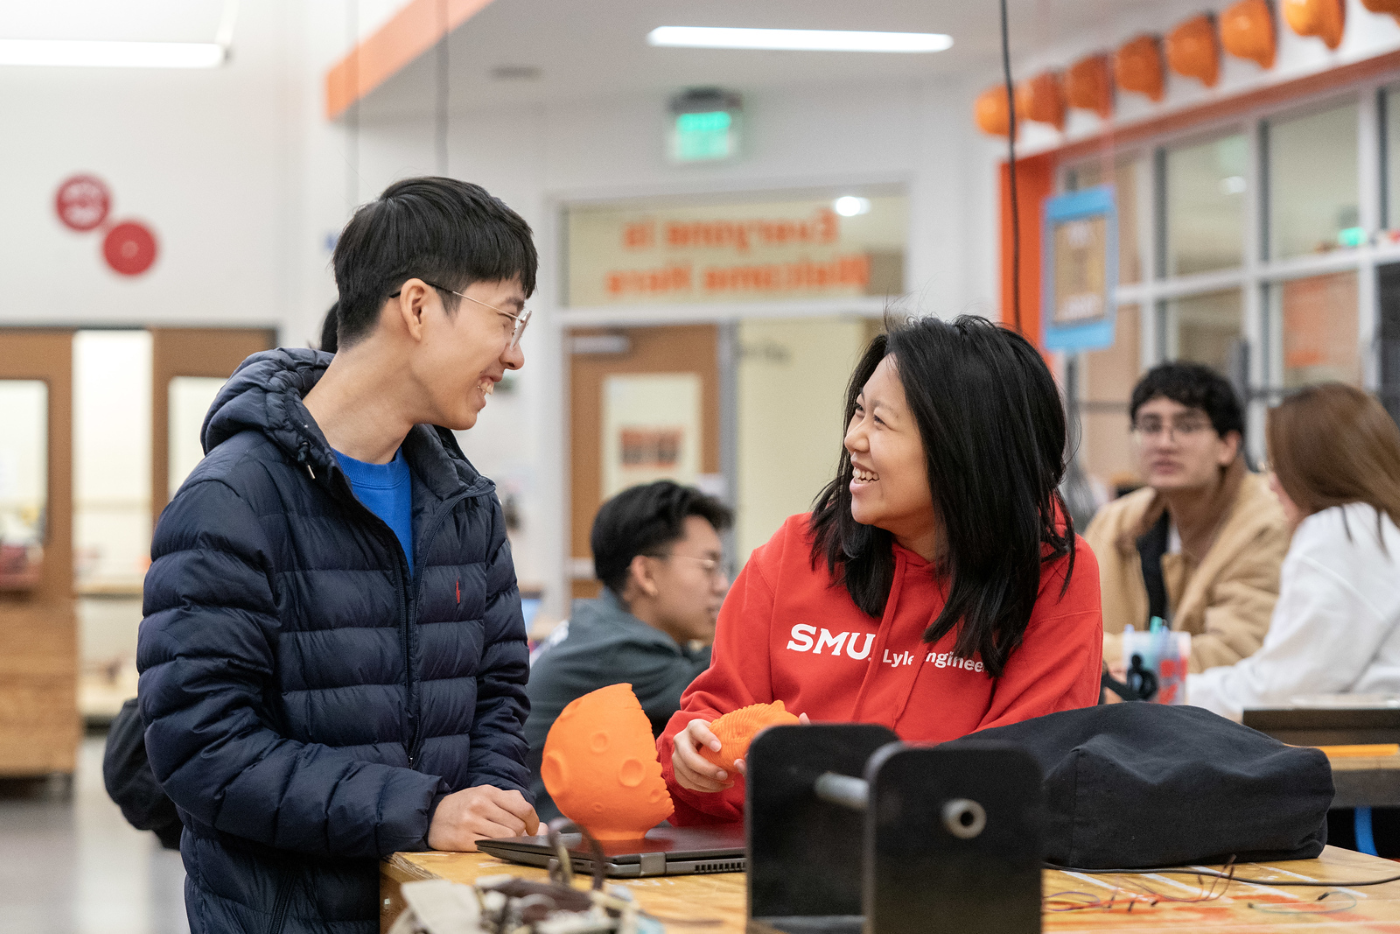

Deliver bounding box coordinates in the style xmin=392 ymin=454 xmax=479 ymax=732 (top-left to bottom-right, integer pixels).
xmin=699 ymin=700 xmax=801 ymax=771
xmin=540 ymin=683 xmax=673 ymax=841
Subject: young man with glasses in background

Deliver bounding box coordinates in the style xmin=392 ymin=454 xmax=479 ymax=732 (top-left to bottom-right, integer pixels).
xmin=524 ymin=481 xmax=732 ymax=822
xmin=139 ymin=177 xmax=538 ymax=934
xmin=1085 ymin=362 xmax=1289 ymax=681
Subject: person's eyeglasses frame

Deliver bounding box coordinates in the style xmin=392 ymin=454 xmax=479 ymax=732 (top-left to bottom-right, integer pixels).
xmin=642 ymin=552 xmax=727 ymax=580
xmin=388 ymin=278 xmax=531 ymax=350
xmin=1130 ymin=415 xmax=1216 ymax=444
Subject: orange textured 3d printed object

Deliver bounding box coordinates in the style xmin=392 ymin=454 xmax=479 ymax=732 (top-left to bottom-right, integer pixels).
xmin=1361 ymin=0 xmax=1400 ymax=23
xmin=699 ymin=700 xmax=801 ymax=770
xmin=1166 ymin=14 xmax=1221 ymax=87
xmin=1283 ymin=0 xmax=1346 ymax=49
xmin=1066 ymin=54 xmax=1113 ymax=119
xmin=974 ymin=85 xmax=1012 ymax=137
xmin=1114 ymin=35 xmax=1166 ymax=103
xmin=540 ymin=683 xmax=673 ymax=841
xmin=1220 ymin=0 xmax=1277 ymax=69
xmin=1015 ymin=72 xmax=1066 ymax=130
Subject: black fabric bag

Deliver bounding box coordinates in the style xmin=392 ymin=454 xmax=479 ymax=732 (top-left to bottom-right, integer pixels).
xmin=102 ymin=698 xmax=183 ymax=850
xmin=942 ymin=703 xmax=1332 ymax=868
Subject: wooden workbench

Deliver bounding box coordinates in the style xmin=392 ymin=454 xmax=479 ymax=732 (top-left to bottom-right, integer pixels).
xmin=1329 ymin=751 xmax=1400 ymax=809
xmin=381 ymin=844 xmax=1400 ymax=933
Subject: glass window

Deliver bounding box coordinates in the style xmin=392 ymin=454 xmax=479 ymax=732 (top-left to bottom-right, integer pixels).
xmin=1080 ymin=305 xmax=1143 ymax=494
xmin=169 ymin=377 xmax=227 ymax=498
xmin=1386 ymin=86 xmax=1400 ymax=230
xmin=1270 ymin=271 xmax=1361 ymax=387
xmin=1064 ymin=158 xmax=1144 ymax=285
xmin=73 ymin=330 xmax=152 ymax=589
xmin=1165 ymin=133 xmax=1248 ymax=276
xmin=1268 ymin=102 xmax=1359 ymax=259
xmin=1165 ymin=290 xmax=1244 ymax=375
xmin=0 ymin=380 xmax=48 ymax=590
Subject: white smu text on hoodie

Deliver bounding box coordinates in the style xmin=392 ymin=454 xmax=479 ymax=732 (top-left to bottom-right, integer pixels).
xmin=1188 ymin=502 xmax=1400 ymax=721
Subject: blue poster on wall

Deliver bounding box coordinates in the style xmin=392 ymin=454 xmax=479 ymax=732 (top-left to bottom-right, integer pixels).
xmin=1042 ymin=185 xmax=1117 ymax=353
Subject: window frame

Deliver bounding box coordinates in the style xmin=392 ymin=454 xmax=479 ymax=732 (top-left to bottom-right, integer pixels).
xmin=1059 ymin=81 xmax=1391 ymax=462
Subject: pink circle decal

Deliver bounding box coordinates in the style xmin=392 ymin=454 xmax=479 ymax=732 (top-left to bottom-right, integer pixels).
xmin=55 ymin=175 xmax=111 ymax=231
xmin=103 ymin=221 xmax=158 ymax=276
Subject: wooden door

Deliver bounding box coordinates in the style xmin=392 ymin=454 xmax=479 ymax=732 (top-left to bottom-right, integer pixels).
xmin=568 ymin=325 xmax=721 ymax=601
xmin=150 ymin=327 xmax=276 ymax=520
xmin=0 ymin=330 xmax=78 ymax=776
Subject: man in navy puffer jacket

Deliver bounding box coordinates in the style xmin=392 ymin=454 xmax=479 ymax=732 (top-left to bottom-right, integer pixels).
xmin=138 ymin=177 xmax=540 ymax=934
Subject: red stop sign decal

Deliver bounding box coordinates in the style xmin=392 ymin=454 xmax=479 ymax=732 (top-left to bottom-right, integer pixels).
xmin=55 ymin=175 xmax=111 ymax=231
xmin=103 ymin=221 xmax=158 ymax=276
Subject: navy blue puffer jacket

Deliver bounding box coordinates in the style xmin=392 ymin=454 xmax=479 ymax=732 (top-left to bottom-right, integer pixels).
xmin=137 ymin=348 xmax=531 ymax=934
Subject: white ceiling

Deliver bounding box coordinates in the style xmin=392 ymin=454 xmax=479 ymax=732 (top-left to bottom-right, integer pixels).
xmin=0 ymin=1 xmax=225 ymax=43
xmin=354 ymin=0 xmax=1180 ymax=119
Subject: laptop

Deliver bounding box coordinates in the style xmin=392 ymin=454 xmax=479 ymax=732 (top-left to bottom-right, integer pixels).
xmin=477 ymin=822 xmax=746 ymax=878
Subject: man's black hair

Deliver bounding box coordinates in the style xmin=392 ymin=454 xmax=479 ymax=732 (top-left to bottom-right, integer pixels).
xmin=809 ymin=315 xmax=1075 ymax=679
xmin=320 ymin=302 xmax=339 ymax=354
xmin=1129 ymin=362 xmax=1245 ymax=441
xmin=332 ymin=177 xmax=538 ymax=347
xmin=591 ymin=481 xmax=733 ymax=596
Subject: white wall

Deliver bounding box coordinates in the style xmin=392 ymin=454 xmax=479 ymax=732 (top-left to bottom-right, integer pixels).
xmin=0 ymin=1 xmax=296 ymax=332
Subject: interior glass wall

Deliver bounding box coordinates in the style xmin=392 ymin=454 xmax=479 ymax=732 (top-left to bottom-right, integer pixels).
xmin=1268 ymin=102 xmax=1360 ymax=259
xmin=73 ymin=330 xmax=151 ymax=721
xmin=1165 ymin=290 xmax=1244 ymax=375
xmin=1078 ymin=305 xmax=1142 ymax=497
xmin=1164 ymin=133 xmax=1248 ymax=276
xmin=1270 ymin=272 xmax=1361 ymax=388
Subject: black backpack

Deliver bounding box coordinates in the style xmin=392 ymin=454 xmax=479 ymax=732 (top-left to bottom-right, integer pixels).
xmin=102 ymin=698 xmax=183 ymax=850
xmin=942 ymin=703 xmax=1332 ymax=868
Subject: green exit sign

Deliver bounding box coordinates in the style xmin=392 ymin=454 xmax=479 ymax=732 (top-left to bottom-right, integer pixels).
xmin=668 ymin=89 xmax=742 ymax=163
xmin=673 ymin=111 xmax=736 ymax=161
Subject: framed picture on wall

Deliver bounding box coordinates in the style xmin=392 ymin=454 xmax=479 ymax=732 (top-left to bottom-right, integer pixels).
xmin=1042 ymin=185 xmax=1117 ymax=352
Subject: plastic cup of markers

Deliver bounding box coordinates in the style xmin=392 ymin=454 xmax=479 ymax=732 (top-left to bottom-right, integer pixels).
xmin=1122 ymin=627 xmax=1192 ymax=705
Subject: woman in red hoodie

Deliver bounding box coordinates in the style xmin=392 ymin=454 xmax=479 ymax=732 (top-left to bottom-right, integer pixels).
xmin=660 ymin=315 xmax=1103 ymax=824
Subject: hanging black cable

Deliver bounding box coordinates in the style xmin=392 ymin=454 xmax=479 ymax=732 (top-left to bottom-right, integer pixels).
xmin=435 ymin=0 xmax=449 ymax=175
xmin=1000 ymin=0 xmax=1021 ymax=335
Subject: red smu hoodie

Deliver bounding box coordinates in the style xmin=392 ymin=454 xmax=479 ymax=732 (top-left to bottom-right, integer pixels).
xmin=658 ymin=513 xmax=1103 ymax=825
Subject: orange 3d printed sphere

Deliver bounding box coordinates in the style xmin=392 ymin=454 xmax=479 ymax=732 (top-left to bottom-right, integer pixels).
xmin=700 ymin=700 xmax=801 ymax=770
xmin=540 ymin=683 xmax=673 ymax=841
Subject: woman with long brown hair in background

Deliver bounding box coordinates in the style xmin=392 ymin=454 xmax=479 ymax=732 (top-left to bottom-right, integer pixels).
xmin=1188 ymin=383 xmax=1400 ymax=720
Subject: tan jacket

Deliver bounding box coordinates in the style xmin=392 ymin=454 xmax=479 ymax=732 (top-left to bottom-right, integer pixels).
xmin=1085 ymin=471 xmax=1290 ymax=673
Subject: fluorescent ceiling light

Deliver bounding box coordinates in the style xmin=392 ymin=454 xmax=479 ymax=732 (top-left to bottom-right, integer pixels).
xmin=648 ymin=26 xmax=953 ymax=53
xmin=0 ymin=39 xmax=226 ymax=68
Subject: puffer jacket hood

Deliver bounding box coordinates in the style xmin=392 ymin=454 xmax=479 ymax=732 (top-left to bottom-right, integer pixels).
xmin=204 ymin=347 xmax=494 ymax=502
xmin=139 ymin=347 xmax=530 ymax=934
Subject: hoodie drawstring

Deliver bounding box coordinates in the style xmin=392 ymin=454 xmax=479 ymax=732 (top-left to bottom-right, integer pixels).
xmin=295 ymin=441 xmax=316 ymax=481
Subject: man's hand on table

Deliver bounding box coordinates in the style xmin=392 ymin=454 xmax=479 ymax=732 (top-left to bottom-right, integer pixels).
xmin=428 ymin=785 xmax=539 ymax=851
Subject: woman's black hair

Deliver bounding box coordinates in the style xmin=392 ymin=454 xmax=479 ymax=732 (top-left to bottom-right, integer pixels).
xmin=809 ymin=314 xmax=1075 ymax=678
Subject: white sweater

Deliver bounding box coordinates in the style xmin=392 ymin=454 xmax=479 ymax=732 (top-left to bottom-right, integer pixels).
xmin=1188 ymin=503 xmax=1400 ymax=721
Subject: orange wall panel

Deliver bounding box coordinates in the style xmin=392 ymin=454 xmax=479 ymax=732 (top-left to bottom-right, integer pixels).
xmin=999 ymin=153 xmax=1056 ymax=349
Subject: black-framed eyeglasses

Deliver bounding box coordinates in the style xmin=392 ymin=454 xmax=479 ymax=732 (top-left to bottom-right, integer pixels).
xmin=390 ymin=279 xmax=531 ymax=350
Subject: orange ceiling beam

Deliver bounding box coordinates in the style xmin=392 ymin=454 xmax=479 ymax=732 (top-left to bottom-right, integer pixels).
xmin=325 ymin=0 xmax=496 ymax=120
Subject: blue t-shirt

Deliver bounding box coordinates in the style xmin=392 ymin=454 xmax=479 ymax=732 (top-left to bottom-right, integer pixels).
xmin=334 ymin=447 xmax=414 ymax=576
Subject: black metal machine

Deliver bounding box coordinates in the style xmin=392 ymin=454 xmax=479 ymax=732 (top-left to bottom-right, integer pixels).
xmin=745 ymin=724 xmax=1043 ymax=934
